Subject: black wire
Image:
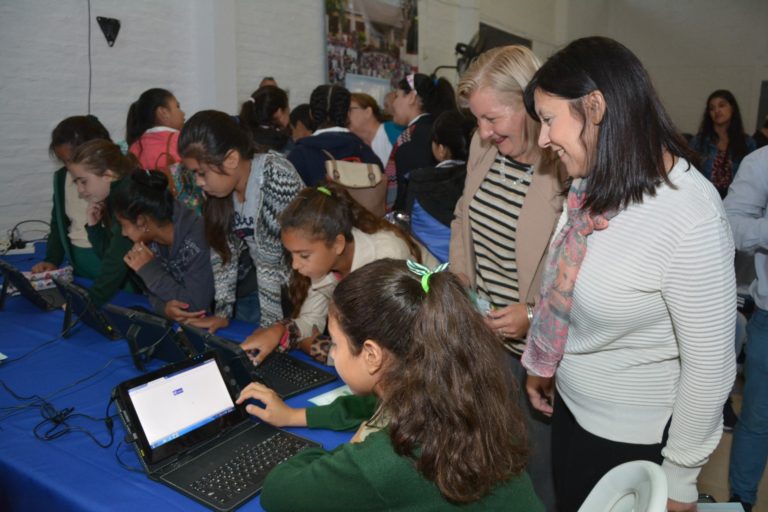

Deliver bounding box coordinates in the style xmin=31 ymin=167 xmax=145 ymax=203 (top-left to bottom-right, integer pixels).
xmin=0 ymin=354 xmax=128 ymax=423
xmin=2 ymin=302 xmax=90 ymax=365
xmin=32 ymin=395 xmax=115 ymax=448
xmin=87 ymin=0 xmax=92 ymax=115
xmin=115 ymin=441 xmax=145 ymax=473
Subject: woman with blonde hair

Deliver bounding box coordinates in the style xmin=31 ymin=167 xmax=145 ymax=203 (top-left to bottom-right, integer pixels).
xmin=450 ymin=44 xmax=566 ymax=511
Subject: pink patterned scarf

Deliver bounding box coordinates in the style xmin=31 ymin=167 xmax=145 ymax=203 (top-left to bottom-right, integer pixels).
xmin=521 ymin=178 xmax=617 ymax=377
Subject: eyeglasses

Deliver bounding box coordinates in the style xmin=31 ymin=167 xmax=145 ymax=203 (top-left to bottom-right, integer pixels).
xmin=349 ymin=106 xmax=364 ymax=111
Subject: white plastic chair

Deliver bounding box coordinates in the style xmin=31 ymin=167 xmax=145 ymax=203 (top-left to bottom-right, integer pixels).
xmin=578 ymin=460 xmax=668 ymax=512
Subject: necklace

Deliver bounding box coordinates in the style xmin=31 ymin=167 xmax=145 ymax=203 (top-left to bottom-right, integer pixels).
xmin=497 ymin=155 xmax=534 ymax=186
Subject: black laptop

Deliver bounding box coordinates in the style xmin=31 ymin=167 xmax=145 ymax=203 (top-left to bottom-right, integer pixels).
xmin=0 ymin=260 xmax=66 ymax=311
xmin=52 ymin=277 xmax=120 ymax=340
xmin=114 ymin=351 xmax=318 ymax=512
xmin=179 ymin=325 xmax=337 ymax=398
xmin=102 ymin=304 xmax=197 ymax=371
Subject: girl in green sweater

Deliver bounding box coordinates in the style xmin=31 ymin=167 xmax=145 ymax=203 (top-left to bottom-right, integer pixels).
xmin=236 ymin=258 xmax=543 ymax=511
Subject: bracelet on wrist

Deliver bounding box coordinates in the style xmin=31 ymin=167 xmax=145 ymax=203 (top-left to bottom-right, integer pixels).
xmin=526 ymin=303 xmax=534 ymax=323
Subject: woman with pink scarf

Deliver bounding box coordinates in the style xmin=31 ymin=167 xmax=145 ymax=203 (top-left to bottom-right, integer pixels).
xmin=522 ymin=37 xmax=736 ymax=512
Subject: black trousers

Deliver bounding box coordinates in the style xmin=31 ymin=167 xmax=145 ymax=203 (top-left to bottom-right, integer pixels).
xmin=551 ymin=392 xmax=670 ymax=512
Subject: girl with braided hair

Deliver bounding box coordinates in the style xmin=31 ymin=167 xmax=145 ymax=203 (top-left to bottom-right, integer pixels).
xmin=287 ymin=84 xmax=382 ymax=187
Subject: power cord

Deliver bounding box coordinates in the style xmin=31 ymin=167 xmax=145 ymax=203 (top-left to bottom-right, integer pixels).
xmin=115 ymin=441 xmax=144 ymax=473
xmin=33 ymin=396 xmax=115 ymax=448
xmin=1 ymin=219 xmax=51 ymax=254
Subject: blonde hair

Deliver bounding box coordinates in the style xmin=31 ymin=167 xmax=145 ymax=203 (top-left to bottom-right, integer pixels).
xmin=458 ymin=45 xmax=543 ymax=158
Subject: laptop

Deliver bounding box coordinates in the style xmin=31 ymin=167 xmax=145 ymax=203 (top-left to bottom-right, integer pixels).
xmin=0 ymin=259 xmax=66 ymax=311
xmin=114 ymin=351 xmax=318 ymax=512
xmin=52 ymin=277 xmax=120 ymax=340
xmin=102 ymin=304 xmax=197 ymax=371
xmin=179 ymin=324 xmax=337 ymax=398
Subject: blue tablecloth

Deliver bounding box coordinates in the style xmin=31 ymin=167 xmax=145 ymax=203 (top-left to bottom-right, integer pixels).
xmin=0 ymin=246 xmax=350 ymax=511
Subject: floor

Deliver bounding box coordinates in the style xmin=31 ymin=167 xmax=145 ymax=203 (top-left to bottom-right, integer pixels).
xmin=699 ymin=384 xmax=768 ymax=510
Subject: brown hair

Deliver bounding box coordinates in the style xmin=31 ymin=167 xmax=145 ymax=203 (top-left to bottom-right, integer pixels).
xmin=350 ymin=93 xmax=389 ymax=123
xmin=331 ymin=259 xmax=528 ymax=502
xmin=71 ymin=139 xmax=137 ymax=178
xmin=280 ymin=183 xmax=421 ymax=314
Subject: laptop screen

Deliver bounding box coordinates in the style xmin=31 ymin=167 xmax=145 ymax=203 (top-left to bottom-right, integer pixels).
xmin=115 ymin=352 xmax=248 ymax=469
xmin=128 ymin=358 xmax=235 ymax=449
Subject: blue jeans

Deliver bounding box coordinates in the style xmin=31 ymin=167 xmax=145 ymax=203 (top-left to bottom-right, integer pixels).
xmin=730 ymin=307 xmax=768 ymax=504
xmin=235 ymin=290 xmax=261 ymax=325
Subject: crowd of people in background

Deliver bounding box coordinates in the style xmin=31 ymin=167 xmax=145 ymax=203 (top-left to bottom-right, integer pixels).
xmin=29 ymin=35 xmax=768 ymax=511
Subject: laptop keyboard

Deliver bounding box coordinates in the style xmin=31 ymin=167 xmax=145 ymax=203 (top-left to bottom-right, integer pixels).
xmin=190 ymin=430 xmax=313 ymax=507
xmin=256 ymin=353 xmax=333 ymax=392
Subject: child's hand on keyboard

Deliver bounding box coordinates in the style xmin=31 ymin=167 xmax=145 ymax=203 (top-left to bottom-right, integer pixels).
xmin=236 ymin=381 xmax=308 ymax=427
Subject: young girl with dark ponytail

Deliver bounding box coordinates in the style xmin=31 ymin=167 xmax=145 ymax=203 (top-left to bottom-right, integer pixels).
xmin=237 ymin=258 xmax=542 ymax=511
xmin=111 ymin=169 xmax=214 ymax=316
xmin=239 ymin=85 xmax=293 ymax=155
xmin=387 ymin=73 xmax=457 ymax=211
xmin=126 ymin=88 xmax=186 ymax=190
xmin=241 ymin=183 xmax=420 ymax=365
xmin=67 ymin=139 xmax=141 ymax=305
xmin=287 ymin=84 xmax=382 ymax=186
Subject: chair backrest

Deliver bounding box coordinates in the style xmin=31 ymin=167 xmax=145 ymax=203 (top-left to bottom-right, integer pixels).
xmin=578 ymin=460 xmax=668 ymax=512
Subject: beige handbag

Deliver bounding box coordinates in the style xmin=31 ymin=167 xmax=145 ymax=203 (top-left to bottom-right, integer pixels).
xmin=323 ymin=150 xmax=387 ymax=217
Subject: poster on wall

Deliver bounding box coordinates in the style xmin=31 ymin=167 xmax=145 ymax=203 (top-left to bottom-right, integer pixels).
xmin=325 ymin=0 xmax=418 ymax=104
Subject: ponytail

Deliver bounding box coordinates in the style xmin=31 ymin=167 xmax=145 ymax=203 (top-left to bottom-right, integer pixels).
xmin=111 ymin=169 xmax=174 ymax=224
xmin=397 ymin=73 xmax=457 ymax=117
xmin=126 ymin=88 xmax=174 ymax=146
xmin=331 ymin=259 xmax=528 ymax=503
xmin=239 ymin=85 xmax=290 ymax=153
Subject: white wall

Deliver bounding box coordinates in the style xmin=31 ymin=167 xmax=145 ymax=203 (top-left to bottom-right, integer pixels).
xmin=1 ymin=0 xmax=766 ymax=240
xmin=563 ymin=0 xmax=768 ymax=134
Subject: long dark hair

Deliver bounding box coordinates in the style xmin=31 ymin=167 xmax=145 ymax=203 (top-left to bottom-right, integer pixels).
xmin=280 ymin=183 xmax=421 ymax=314
xmin=49 ymin=115 xmax=111 ymax=158
xmin=309 ymin=85 xmax=350 ymax=129
xmin=331 ymin=259 xmax=528 ymax=503
xmin=694 ymin=89 xmax=750 ymax=165
xmin=239 ymin=85 xmax=290 ymax=153
xmin=111 ymin=169 xmax=174 ymax=225
xmin=523 ymin=36 xmax=696 ymax=215
xmin=397 ymin=73 xmax=457 ymax=117
xmin=126 ymin=88 xmax=175 ymax=146
xmin=179 ymin=110 xmax=254 ymax=262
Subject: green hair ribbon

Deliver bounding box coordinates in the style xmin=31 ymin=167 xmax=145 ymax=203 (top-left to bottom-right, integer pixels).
xmin=407 ymin=260 xmax=449 ymax=293
xmin=317 ymin=186 xmax=332 ymax=196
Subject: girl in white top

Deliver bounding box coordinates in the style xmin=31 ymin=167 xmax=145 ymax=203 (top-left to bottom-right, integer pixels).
xmin=242 ymin=183 xmax=421 ymax=365
xmin=521 ymin=37 xmax=736 ymax=512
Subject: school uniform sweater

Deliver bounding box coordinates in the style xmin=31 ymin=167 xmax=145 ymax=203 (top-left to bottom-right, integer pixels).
xmin=260 ymin=394 xmax=543 ymax=512
xmin=554 ymin=159 xmax=736 ymax=503
xmin=85 ymin=179 xmax=138 ymax=306
xmin=136 ymin=201 xmax=214 ymax=315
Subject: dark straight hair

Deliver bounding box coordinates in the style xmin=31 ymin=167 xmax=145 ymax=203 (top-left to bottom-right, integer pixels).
xmin=179 ymin=110 xmax=254 ymax=263
xmin=431 ymin=110 xmax=475 ymax=161
xmin=397 ymin=73 xmax=457 ymax=118
xmin=111 ymin=169 xmax=174 ymax=225
xmin=694 ymin=89 xmax=751 ymax=165
xmin=289 ymin=103 xmax=314 ymax=131
xmin=49 ymin=115 xmax=111 ymax=158
xmin=126 ymin=88 xmax=175 ymax=146
xmin=331 ymin=259 xmax=528 ymax=503
xmin=523 ymin=36 xmax=696 ymax=215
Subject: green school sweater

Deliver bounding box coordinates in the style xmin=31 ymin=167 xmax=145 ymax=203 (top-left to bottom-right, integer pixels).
xmin=260 ymin=394 xmax=544 ymax=512
xmin=84 ymin=179 xmax=135 ymax=306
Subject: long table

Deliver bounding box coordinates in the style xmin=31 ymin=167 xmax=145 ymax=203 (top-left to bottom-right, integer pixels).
xmin=0 ymin=247 xmax=350 ymax=511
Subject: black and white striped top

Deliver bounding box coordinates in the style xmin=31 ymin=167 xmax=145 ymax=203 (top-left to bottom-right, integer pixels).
xmin=468 ymin=155 xmax=534 ymax=352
